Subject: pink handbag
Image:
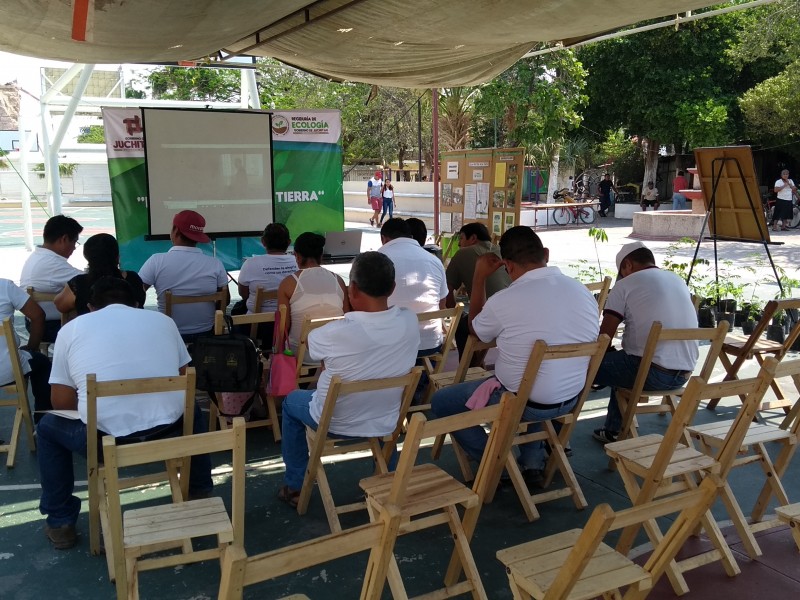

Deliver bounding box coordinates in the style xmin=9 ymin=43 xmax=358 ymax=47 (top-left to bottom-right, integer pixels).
xmin=268 ymin=308 xmax=298 ymax=396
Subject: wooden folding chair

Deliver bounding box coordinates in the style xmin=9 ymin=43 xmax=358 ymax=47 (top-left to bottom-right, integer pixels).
xmin=87 ymin=369 xmax=197 ymax=577
xmin=0 ymin=318 xmax=36 ymax=467
xmin=584 ymin=275 xmax=612 ymax=315
xmin=296 ymin=367 xmax=423 ymax=533
xmin=503 ymin=335 xmax=610 ymax=521
xmin=207 ymin=307 xmax=286 ymax=439
xmin=604 ymin=358 xmax=778 ymax=595
xmin=497 ymin=475 xmax=723 ymax=600
xmin=103 ymin=418 xmax=246 ymax=600
xmin=358 ymin=388 xmax=527 ymax=600
xmin=409 ymin=303 xmax=463 ymax=411
xmin=292 ymin=314 xmax=344 ymax=387
xmin=613 ymin=320 xmax=729 ymax=449
xmin=707 ymin=298 xmax=800 ymax=412
xmin=164 ymin=288 xmax=227 ymax=322
xmin=25 ymin=286 xmax=70 ymax=354
xmin=687 ymin=358 xmax=800 ymax=544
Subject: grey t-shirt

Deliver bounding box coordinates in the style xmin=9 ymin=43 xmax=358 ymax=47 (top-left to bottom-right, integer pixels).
xmin=446 ymin=241 xmax=511 ymax=299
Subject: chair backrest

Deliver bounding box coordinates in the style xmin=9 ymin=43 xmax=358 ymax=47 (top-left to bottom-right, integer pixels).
xmin=776 ymin=358 xmax=800 ymax=431
xmin=776 ymin=298 xmax=800 ymax=357
xmin=27 ymin=286 xmax=74 ymax=326
xmin=103 ymin=418 xmax=246 ymax=586
xmin=729 ymin=299 xmax=800 ymax=369
xmin=1 ymin=317 xmax=27 ymax=395
xmin=164 ymin=288 xmax=227 ymax=317
xmin=540 ymin=475 xmax=722 ymax=600
xmin=213 ymin=306 xmax=287 ymax=340
xmin=452 ymin=334 xmax=497 ymax=382
xmin=86 ymin=368 xmax=197 ymax=500
xmin=252 ymin=286 xmax=278 ymax=314
xmin=584 ymin=276 xmax=612 ymax=315
xmin=418 ymin=304 xmax=463 ymax=374
xmin=294 ymin=315 xmax=344 ymax=380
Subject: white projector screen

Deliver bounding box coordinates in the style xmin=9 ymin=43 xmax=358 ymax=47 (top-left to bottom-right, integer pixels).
xmin=142 ymin=108 xmax=273 ymax=238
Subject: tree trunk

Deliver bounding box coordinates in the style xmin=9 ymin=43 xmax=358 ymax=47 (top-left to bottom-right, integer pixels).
xmin=547 ymin=151 xmax=561 ymax=205
xmin=642 ymin=136 xmax=659 ymax=190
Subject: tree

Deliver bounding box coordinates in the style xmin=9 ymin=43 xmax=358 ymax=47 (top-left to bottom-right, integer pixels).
xmin=439 ymin=88 xmax=477 ymax=151
xmin=146 ymin=66 xmax=241 ymax=102
xmin=739 ymin=60 xmax=800 ymax=145
xmin=77 ymin=125 xmax=105 ymax=144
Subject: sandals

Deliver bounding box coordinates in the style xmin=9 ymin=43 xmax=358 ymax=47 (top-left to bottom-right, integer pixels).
xmin=277 ymin=485 xmax=301 ymax=508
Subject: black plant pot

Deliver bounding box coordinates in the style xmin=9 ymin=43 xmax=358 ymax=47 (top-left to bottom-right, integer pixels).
xmin=716 ymin=312 xmax=735 ymax=328
xmin=791 ymin=335 xmax=800 ymax=352
xmin=698 ymin=307 xmax=716 ymax=328
xmin=734 ymin=310 xmax=749 ymax=327
xmin=742 ymin=319 xmax=756 ymax=336
xmin=719 ymin=299 xmax=737 ymax=313
xmin=767 ymin=324 xmax=785 ymax=343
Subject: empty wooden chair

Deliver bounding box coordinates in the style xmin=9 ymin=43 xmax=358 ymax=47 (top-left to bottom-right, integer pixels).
xmin=776 ymin=503 xmax=800 ymax=551
xmin=292 ymin=314 xmax=344 ymax=387
xmin=585 ymin=275 xmax=612 ymax=315
xmin=296 ymin=368 xmax=422 ymax=532
xmin=497 ymin=475 xmax=723 ymax=600
xmin=413 ymin=303 xmax=463 ymax=406
xmin=103 ymin=418 xmax=246 ymax=600
xmin=0 ymin=318 xmax=36 ymax=467
xmin=707 ymin=298 xmax=800 ymax=412
xmin=87 ymin=369 xmax=197 ymax=574
xmin=687 ymin=358 xmax=800 ymax=545
xmin=604 ymin=358 xmax=777 ymax=595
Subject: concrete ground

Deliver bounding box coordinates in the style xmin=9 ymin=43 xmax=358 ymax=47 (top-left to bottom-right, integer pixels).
xmin=1 ymin=203 xmax=799 ymax=599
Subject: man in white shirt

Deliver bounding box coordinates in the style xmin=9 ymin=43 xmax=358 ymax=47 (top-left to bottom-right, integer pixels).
xmin=772 ymin=169 xmax=798 ymax=231
xmin=277 ymin=251 xmax=419 ymax=507
xmin=139 ymin=210 xmax=229 ymax=341
xmin=19 ymin=215 xmax=83 ymax=342
xmin=431 ymin=227 xmax=599 ymax=482
xmin=591 ymin=242 xmax=699 ymax=444
xmin=378 ymin=218 xmax=448 ymax=356
xmin=36 ymin=277 xmax=212 ymax=550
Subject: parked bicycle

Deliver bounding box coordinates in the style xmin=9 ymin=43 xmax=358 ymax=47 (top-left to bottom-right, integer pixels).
xmin=552 ymin=202 xmax=596 ymax=225
xmin=764 ymin=196 xmax=800 ymax=229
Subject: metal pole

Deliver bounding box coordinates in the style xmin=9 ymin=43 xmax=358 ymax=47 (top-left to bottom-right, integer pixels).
xmin=417 ymin=98 xmax=422 ymax=182
xmin=432 ymin=88 xmax=439 ymax=236
xmin=18 ymin=107 xmax=35 ymax=251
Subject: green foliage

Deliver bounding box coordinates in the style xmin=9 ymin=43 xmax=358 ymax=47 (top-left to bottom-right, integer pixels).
xmin=77 ymin=125 xmax=105 ymax=144
xmin=147 ymin=66 xmax=241 ymax=102
xmin=739 ymin=59 xmax=800 ymax=142
xmin=597 ymin=129 xmax=643 ymax=186
xmin=0 ymin=149 xmax=8 ymax=170
xmin=33 ymin=163 xmax=77 ymax=179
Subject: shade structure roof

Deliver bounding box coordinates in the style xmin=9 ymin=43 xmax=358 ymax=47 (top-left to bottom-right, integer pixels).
xmin=0 ymin=0 xmax=720 ymax=87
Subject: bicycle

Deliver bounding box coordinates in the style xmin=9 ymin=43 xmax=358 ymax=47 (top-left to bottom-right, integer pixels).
xmin=764 ymin=197 xmax=800 ymax=229
xmin=552 ymin=201 xmax=596 ymax=225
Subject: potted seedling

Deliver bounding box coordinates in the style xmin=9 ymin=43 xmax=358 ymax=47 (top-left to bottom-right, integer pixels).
xmin=767 ymin=310 xmax=785 ymax=343
xmin=742 ymin=300 xmax=763 ymax=336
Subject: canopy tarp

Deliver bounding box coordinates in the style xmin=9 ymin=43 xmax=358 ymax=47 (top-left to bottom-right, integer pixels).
xmin=0 ymin=0 xmax=720 ymax=87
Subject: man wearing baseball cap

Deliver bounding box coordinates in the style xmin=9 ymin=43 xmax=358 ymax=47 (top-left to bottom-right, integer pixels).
xmin=591 ymin=241 xmax=698 ymax=444
xmin=367 ymin=170 xmax=383 ymax=227
xmin=139 ymin=210 xmax=229 ymax=341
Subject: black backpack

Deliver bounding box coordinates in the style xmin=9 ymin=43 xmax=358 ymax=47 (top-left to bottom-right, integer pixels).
xmin=191 ymin=316 xmax=263 ymax=417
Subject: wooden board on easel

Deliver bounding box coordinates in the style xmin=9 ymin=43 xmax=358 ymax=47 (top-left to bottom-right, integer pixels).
xmin=694 ymin=146 xmax=771 ymax=242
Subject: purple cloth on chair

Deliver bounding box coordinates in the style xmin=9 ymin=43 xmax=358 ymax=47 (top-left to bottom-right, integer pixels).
xmin=466 ymin=377 xmax=501 ymax=410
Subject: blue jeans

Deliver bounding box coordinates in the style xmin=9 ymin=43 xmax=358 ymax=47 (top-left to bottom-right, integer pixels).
xmin=379 ymin=198 xmax=394 ymax=223
xmin=672 ymin=193 xmax=687 ymax=210
xmin=37 ymin=403 xmax=213 ymax=528
xmin=594 ymin=351 xmax=690 ymax=433
xmin=430 ymin=377 xmax=578 ymax=471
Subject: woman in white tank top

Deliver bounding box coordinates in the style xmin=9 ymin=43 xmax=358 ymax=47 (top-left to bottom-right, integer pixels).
xmin=277 ymin=232 xmax=349 ymax=354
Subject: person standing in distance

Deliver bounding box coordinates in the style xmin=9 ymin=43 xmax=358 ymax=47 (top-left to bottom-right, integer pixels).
xmin=598 ymin=174 xmax=616 ymax=217
xmin=772 ymin=169 xmax=797 ymax=232
xmin=367 ymin=170 xmax=383 ymax=227
xmin=672 ymin=170 xmax=689 ymax=210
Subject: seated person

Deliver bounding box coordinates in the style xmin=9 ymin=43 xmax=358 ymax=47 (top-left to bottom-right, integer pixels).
xmin=640 ymin=181 xmax=660 ymax=211
xmin=139 ymin=210 xmax=229 ymax=342
xmin=277 ymin=232 xmax=349 ymax=357
xmin=0 ymin=278 xmax=51 ymax=425
xmin=19 ymin=215 xmax=84 ymax=342
xmin=54 ymin=233 xmax=145 ymax=317
xmin=431 ymin=227 xmax=599 ymax=482
xmin=36 ymin=277 xmax=212 ymax=550
xmin=277 ymin=252 xmax=420 ymax=506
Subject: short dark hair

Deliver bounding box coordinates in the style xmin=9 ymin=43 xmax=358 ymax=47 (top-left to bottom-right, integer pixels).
xmin=624 ymin=247 xmax=656 ymax=266
xmin=499 ymin=226 xmax=545 ymax=265
xmin=89 ymin=276 xmax=137 ymax=309
xmin=350 ymin=252 xmax=395 ymax=298
xmin=405 ymin=218 xmax=427 ymax=246
xmin=380 ymin=218 xmax=411 ymax=240
xmin=459 ymin=222 xmax=491 ymax=242
xmin=677 ymin=170 xmax=684 ymax=176
xmin=262 ymin=223 xmax=291 ymax=252
xmin=43 ymin=215 xmax=83 ymax=244
xmin=293 ymin=232 xmax=326 ymax=262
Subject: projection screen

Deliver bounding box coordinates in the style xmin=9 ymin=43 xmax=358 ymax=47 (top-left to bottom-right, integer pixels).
xmin=142 ymin=108 xmax=274 ymax=239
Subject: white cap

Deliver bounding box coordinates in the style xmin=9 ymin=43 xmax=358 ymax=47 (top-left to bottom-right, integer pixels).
xmin=615 ymin=241 xmax=648 ymax=272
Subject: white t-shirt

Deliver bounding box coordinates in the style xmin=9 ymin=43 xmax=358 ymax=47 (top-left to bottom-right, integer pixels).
xmin=472 ymin=267 xmax=599 ymax=404
xmin=238 ymin=253 xmax=297 ymax=313
xmin=19 ymin=246 xmax=83 ymax=320
xmin=139 ymin=246 xmax=228 ymax=334
xmin=775 ymin=178 xmax=796 ymax=201
xmin=0 ymin=279 xmax=33 ymax=385
xmin=379 ymin=237 xmax=448 ymax=351
xmin=307 ymin=306 xmax=420 ymax=437
xmin=604 ymin=267 xmax=699 ymax=371
xmin=367 ymin=177 xmax=383 ymax=199
xmin=49 ymin=304 xmax=191 ymax=437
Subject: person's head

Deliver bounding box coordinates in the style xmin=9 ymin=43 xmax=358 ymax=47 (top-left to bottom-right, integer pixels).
xmin=647 ymin=181 xmax=655 ymax=189
xmin=405 ymin=218 xmax=427 ymax=246
xmin=458 ymin=222 xmax=491 ymax=247
xmin=348 ymin=251 xmax=396 ymax=310
xmin=171 ymin=210 xmax=210 ymax=246
xmin=498 ymin=226 xmax=548 ymax=279
xmin=83 ymin=233 xmax=120 ymax=279
xmin=261 ymin=223 xmax=291 ymax=253
xmin=615 ymin=241 xmax=656 ymax=280
xmin=293 ymin=232 xmax=326 ymax=266
xmin=374 ymin=170 xmax=383 ymax=181
xmin=604 ymin=173 xmax=611 ymax=180
xmin=42 ymin=215 xmax=83 ymax=258
xmin=677 ymin=170 xmax=684 ymax=176
xmin=88 ymin=276 xmax=138 ymax=310
xmin=380 ymin=218 xmax=411 ymax=244
xmin=781 ymin=169 xmax=790 ymax=179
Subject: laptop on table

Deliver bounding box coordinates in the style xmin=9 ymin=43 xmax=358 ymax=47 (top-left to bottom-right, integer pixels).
xmin=323 ymin=231 xmax=363 ymax=263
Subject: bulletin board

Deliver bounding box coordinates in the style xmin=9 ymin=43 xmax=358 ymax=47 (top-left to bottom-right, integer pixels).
xmin=438 ymin=147 xmax=524 ymax=236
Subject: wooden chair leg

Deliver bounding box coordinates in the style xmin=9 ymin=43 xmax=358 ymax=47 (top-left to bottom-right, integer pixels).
xmin=506 ymin=454 xmax=540 ymax=522
xmin=443 ymin=505 xmax=488 ymax=599
xmin=264 ymin=392 xmax=282 ymax=442
xmin=718 ymin=481 xmax=762 ymax=558
xmin=314 ymin=460 xmax=342 ymax=533
xmin=5 ymin=409 xmax=23 ymax=467
xmin=752 ymin=442 xmax=796 ymax=522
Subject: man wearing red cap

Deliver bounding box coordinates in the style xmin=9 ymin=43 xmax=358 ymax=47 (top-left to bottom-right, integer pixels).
xmin=139 ymin=210 xmax=228 ymax=341
xmin=367 ymin=170 xmax=383 ymax=227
